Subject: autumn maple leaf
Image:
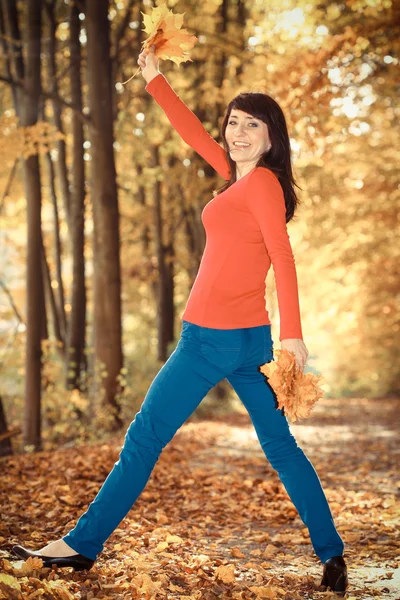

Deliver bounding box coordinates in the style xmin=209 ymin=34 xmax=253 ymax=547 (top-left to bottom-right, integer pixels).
xmin=260 ymin=348 xmax=325 ymax=422
xmin=122 ymin=1 xmax=198 ymax=84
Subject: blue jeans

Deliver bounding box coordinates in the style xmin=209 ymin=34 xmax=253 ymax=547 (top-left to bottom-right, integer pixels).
xmin=63 ymin=320 xmax=344 ymax=562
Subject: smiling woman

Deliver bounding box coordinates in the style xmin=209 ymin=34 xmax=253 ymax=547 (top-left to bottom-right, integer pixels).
xmin=216 ymin=90 xmax=301 ymax=225
xmin=226 ymin=111 xmax=272 ymax=179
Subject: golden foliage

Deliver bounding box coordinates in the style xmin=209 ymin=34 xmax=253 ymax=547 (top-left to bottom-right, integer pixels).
xmin=0 ymin=114 xmax=64 ymax=164
xmin=141 ymin=1 xmax=198 ymax=65
xmin=122 ymin=1 xmax=198 ymax=84
xmin=260 ymin=349 xmax=325 ymax=423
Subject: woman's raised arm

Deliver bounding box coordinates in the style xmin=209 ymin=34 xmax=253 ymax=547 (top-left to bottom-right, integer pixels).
xmin=138 ymin=47 xmax=231 ymax=181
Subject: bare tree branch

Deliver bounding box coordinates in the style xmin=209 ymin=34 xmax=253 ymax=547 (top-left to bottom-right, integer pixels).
xmin=0 ymin=158 xmax=18 ymax=215
xmin=0 ymin=74 xmax=91 ymax=125
xmin=0 ymin=279 xmax=25 ymax=324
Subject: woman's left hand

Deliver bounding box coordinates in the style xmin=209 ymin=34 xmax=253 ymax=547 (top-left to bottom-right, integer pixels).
xmin=280 ymin=338 xmax=309 ymax=371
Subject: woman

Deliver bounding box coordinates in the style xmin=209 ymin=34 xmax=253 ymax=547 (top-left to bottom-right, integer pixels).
xmin=12 ymin=46 xmax=348 ymax=595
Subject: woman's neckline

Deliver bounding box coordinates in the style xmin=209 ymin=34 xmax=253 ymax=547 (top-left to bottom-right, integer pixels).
xmin=235 ymin=167 xmax=259 ymax=182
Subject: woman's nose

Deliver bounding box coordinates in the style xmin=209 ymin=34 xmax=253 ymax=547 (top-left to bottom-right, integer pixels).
xmin=234 ymin=124 xmax=247 ymax=134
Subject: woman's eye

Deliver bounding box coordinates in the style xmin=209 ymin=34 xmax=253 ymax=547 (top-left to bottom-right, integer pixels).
xmin=228 ymin=121 xmax=257 ymax=126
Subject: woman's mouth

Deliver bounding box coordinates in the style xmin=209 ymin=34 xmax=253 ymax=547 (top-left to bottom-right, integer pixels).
xmin=231 ymin=142 xmax=251 ymax=151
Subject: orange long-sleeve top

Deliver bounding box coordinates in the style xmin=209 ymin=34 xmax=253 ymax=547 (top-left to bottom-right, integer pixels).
xmin=145 ymin=73 xmax=303 ymax=341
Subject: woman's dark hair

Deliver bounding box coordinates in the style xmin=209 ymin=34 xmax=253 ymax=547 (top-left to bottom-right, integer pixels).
xmin=215 ymin=91 xmax=302 ymax=223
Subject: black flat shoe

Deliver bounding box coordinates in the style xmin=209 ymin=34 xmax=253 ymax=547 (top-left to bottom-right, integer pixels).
xmin=12 ymin=544 xmax=95 ymax=571
xmin=320 ymin=555 xmax=348 ymax=596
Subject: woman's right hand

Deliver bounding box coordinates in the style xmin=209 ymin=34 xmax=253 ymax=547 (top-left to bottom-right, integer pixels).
xmin=137 ymin=45 xmax=160 ymax=83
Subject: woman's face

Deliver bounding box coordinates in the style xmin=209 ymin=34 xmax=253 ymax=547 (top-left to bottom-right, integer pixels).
xmin=225 ymin=109 xmax=271 ymax=167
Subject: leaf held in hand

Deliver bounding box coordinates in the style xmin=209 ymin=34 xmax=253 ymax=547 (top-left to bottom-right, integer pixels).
xmin=122 ymin=1 xmax=198 ymax=84
xmin=260 ymin=348 xmax=325 ymax=422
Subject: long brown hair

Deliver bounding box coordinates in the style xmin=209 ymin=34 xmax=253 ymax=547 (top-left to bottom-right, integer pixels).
xmin=215 ymin=91 xmax=302 ymax=223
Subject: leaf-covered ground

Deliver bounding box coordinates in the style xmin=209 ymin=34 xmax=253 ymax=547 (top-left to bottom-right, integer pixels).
xmin=0 ymin=397 xmax=399 ymax=599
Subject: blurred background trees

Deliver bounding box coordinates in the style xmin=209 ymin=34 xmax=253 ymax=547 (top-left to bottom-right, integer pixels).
xmin=0 ymin=0 xmax=398 ymax=455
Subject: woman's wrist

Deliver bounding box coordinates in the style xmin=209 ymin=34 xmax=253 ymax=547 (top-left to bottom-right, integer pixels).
xmin=144 ymin=69 xmax=161 ymax=85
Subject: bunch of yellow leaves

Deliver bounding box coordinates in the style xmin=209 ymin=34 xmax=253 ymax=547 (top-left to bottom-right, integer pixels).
xmin=0 ymin=114 xmax=65 ymax=164
xmin=260 ymin=348 xmax=325 ymax=422
xmin=122 ymin=1 xmax=198 ymax=84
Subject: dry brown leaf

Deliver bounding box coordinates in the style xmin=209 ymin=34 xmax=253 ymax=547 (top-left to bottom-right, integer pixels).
xmin=43 ymin=581 xmax=75 ymax=600
xmin=248 ymin=583 xmax=280 ymax=598
xmin=0 ymin=574 xmax=21 ymax=590
xmin=230 ymin=546 xmax=245 ymax=558
xmin=122 ymin=1 xmax=198 ymax=84
xmin=260 ymin=348 xmax=325 ymax=422
xmin=12 ymin=556 xmax=44 ymax=576
xmin=214 ymin=563 xmax=236 ymax=583
xmin=166 ymin=534 xmax=184 ymax=543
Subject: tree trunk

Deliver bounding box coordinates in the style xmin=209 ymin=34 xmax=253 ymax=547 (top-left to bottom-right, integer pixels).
xmin=151 ymin=150 xmax=177 ymax=360
xmin=66 ymin=0 xmax=87 ymax=393
xmin=45 ymin=151 xmax=67 ymax=342
xmin=0 ymin=396 xmax=13 ymax=457
xmin=0 ymin=3 xmax=18 ymax=112
xmin=41 ymin=234 xmax=63 ymax=351
xmin=44 ymin=0 xmax=71 ymax=229
xmin=86 ymin=0 xmax=123 ymax=428
xmin=21 ymin=0 xmax=44 ymax=451
xmin=1 ymin=0 xmax=25 ymax=116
